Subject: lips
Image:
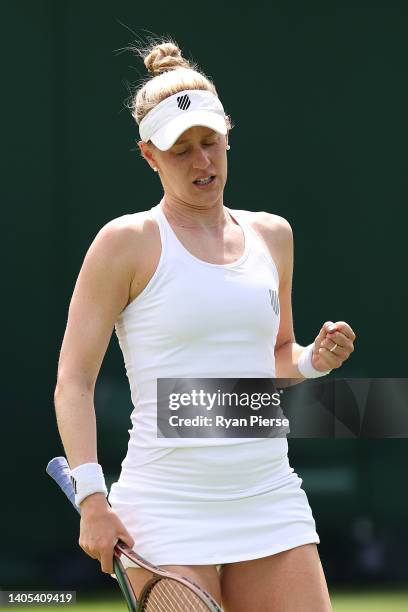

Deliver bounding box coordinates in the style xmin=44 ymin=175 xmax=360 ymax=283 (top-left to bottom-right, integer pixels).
xmin=193 ymin=175 xmax=216 ymax=185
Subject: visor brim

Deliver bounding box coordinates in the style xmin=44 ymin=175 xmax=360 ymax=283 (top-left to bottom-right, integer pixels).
xmin=150 ymin=111 xmax=227 ymax=151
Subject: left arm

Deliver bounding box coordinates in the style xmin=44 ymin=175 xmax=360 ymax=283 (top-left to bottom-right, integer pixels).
xmin=264 ymin=215 xmax=305 ymax=377
xmin=252 ymin=213 xmax=355 ymax=377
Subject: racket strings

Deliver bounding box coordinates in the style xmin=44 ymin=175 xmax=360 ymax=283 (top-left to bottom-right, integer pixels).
xmin=141 ymin=578 xmax=213 ymax=611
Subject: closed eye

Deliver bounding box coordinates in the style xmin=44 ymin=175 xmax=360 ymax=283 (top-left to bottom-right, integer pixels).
xmin=175 ymin=142 xmax=216 ymax=156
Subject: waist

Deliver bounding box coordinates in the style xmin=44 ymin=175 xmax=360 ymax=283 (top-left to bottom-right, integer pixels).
xmin=112 ymin=438 xmax=291 ymax=502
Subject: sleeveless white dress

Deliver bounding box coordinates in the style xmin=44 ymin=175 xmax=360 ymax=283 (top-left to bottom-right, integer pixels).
xmin=108 ymin=203 xmax=319 ymax=568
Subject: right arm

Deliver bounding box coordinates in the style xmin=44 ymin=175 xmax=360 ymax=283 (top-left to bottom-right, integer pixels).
xmin=54 ymin=217 xmax=137 ymax=572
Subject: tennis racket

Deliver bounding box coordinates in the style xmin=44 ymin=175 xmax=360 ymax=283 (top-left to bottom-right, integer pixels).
xmin=46 ymin=456 xmax=222 ymax=612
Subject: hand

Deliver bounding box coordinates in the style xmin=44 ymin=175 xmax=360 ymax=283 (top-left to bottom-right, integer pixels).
xmin=79 ymin=493 xmax=134 ymax=574
xmin=311 ymin=320 xmax=356 ymax=372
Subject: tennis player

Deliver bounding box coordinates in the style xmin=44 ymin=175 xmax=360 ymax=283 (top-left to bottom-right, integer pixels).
xmin=54 ymin=39 xmax=356 ymax=610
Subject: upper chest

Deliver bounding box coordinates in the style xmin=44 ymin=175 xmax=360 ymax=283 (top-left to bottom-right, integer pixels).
xmin=128 ymin=212 xmax=282 ymax=304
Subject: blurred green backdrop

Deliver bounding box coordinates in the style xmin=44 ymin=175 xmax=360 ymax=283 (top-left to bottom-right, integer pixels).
xmin=2 ymin=0 xmax=407 ymax=598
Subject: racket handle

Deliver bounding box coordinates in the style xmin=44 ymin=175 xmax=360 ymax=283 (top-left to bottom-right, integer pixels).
xmin=46 ymin=457 xmax=128 ymax=550
xmin=46 ymin=456 xmax=137 ymax=611
xmin=46 ymin=456 xmax=79 ymax=513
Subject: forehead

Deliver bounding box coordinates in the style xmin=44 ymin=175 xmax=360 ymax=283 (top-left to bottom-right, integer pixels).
xmin=174 ymin=126 xmax=217 ymax=145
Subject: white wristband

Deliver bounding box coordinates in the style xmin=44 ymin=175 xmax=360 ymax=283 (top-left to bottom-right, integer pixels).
xmin=297 ymin=343 xmax=332 ymax=378
xmin=70 ymin=463 xmax=108 ymax=506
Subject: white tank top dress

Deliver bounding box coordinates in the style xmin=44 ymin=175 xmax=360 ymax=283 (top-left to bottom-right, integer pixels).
xmin=108 ymin=203 xmax=319 ymax=569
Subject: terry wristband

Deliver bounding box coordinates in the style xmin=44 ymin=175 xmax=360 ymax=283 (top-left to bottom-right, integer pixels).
xmin=297 ymin=343 xmax=332 ymax=379
xmin=70 ymin=462 xmax=108 ymax=507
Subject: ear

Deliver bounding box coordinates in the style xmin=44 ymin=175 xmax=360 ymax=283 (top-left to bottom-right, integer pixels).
xmin=138 ymin=141 xmax=158 ymax=171
xmin=225 ymin=118 xmax=231 ymax=148
xmin=225 ymin=131 xmax=230 ymax=150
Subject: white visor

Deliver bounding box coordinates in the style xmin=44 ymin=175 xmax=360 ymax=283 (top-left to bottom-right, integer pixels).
xmin=139 ymin=89 xmax=227 ymax=151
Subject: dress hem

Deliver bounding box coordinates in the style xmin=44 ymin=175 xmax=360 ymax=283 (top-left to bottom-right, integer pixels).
xmin=116 ymin=533 xmax=320 ymax=572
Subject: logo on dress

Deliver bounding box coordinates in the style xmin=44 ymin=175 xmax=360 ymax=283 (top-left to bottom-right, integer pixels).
xmin=269 ymin=289 xmax=280 ymax=315
xmin=177 ymin=94 xmax=191 ymax=111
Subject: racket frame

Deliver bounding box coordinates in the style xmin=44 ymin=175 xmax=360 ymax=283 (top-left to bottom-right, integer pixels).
xmin=115 ymin=541 xmax=222 ymax=611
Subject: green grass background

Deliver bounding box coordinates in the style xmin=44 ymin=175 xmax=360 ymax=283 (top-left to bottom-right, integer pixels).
xmin=11 ymin=591 xmax=408 ymax=611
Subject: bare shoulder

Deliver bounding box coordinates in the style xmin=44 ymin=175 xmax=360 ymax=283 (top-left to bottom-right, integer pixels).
xmin=88 ymin=210 xmax=161 ymax=304
xmin=232 ymin=209 xmax=292 ymax=239
xmin=89 ymin=210 xmax=159 ymax=263
xmin=232 ymin=209 xmax=293 ymax=283
xmin=96 ymin=210 xmax=157 ymax=246
xmin=232 ymin=208 xmax=293 ymax=252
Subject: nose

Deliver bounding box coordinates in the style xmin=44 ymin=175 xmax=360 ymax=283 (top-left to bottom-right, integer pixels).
xmin=191 ymin=146 xmax=211 ymax=169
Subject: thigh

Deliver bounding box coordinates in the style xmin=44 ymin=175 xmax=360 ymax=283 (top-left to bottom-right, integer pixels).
xmin=220 ymin=544 xmax=332 ymax=612
xmin=127 ymin=564 xmax=222 ymax=606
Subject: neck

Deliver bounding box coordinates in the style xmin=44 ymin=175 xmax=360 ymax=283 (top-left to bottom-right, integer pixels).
xmin=161 ymin=196 xmax=230 ymax=230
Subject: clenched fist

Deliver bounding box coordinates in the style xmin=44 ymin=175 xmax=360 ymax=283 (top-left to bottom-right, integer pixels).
xmin=312 ymin=321 xmax=356 ymax=372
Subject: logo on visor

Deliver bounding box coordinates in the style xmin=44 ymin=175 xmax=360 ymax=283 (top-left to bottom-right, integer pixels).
xmin=177 ymin=94 xmax=191 ymax=111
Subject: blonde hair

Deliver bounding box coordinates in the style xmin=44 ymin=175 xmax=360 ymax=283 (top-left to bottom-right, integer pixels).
xmin=126 ymin=36 xmax=233 ymax=132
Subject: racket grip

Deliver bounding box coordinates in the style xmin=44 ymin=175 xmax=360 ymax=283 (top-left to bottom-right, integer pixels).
xmin=46 ymin=457 xmax=136 ymax=610
xmin=46 ymin=456 xmax=79 ymax=514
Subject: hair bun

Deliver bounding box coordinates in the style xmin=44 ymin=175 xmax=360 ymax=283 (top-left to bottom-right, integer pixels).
xmin=144 ymin=42 xmax=191 ymax=75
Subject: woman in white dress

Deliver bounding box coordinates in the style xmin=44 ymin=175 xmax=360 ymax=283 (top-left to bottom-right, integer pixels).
xmin=54 ymin=39 xmax=356 ymax=611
